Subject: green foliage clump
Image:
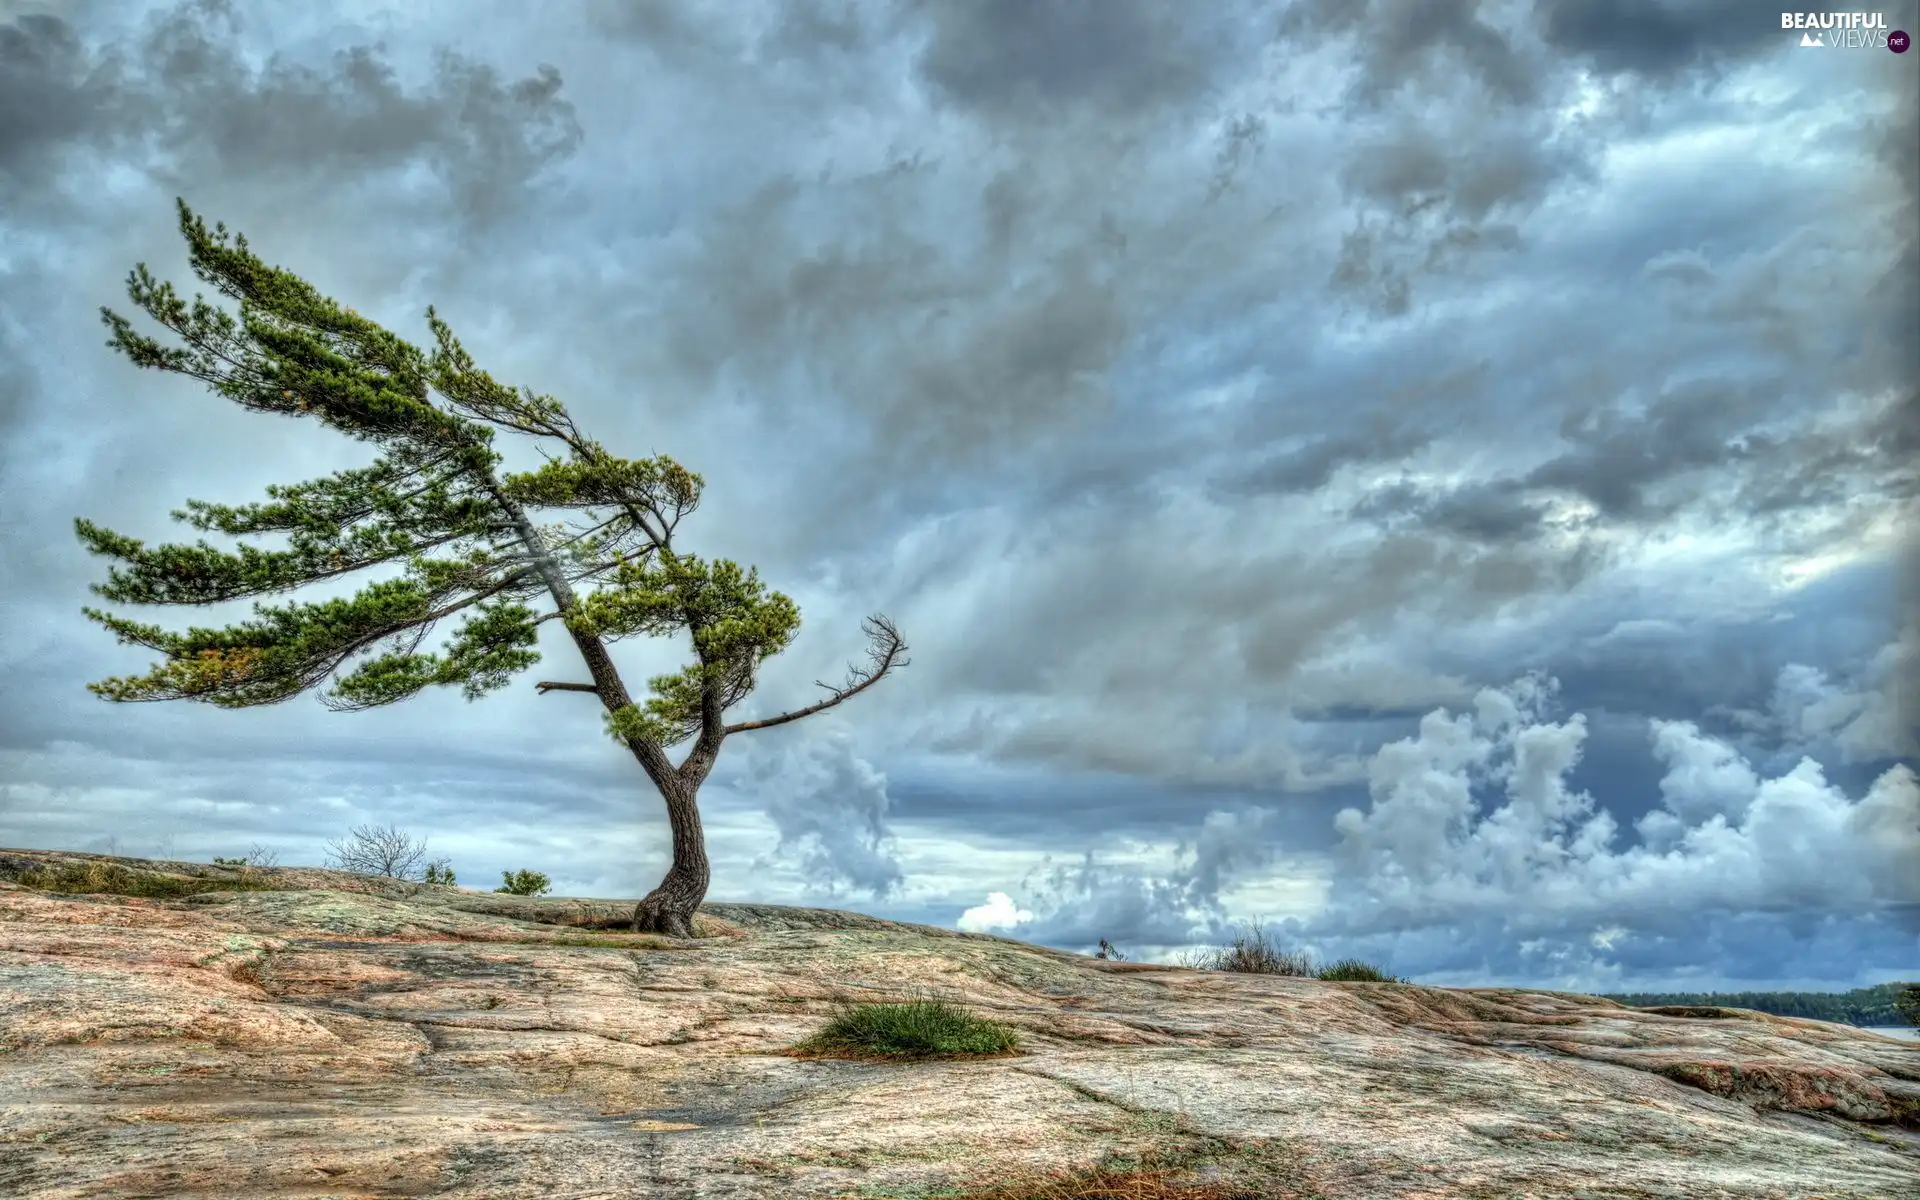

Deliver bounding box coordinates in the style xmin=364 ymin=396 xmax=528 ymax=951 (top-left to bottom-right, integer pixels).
xmin=12 ymin=860 xmax=276 ymax=899
xmin=1192 ymin=923 xmax=1315 ymax=977
xmin=74 ymin=199 xmax=822 ymax=735
xmin=1896 ymin=983 xmax=1920 ymax=1029
xmin=1602 ymin=982 xmax=1920 ymax=1028
xmin=72 ymin=199 xmax=908 ymax=938
xmin=1316 ymin=958 xmax=1405 ymax=983
xmin=495 ymin=869 xmax=552 ymax=897
xmin=1159 ymin=921 xmax=1405 ymax=979
xmin=423 ymin=859 xmax=457 ymax=886
xmin=212 ymin=843 xmax=279 ymax=869
xmin=791 ymin=990 xmax=1021 ymax=1061
xmin=1108 ymin=928 xmax=1403 ymax=983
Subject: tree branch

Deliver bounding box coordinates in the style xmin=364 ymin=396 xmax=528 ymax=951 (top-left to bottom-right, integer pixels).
xmin=534 ymin=681 xmax=600 ymax=694
xmin=722 ymin=615 xmax=907 ymax=735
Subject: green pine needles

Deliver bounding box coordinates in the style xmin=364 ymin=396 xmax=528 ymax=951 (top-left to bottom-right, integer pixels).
xmin=77 ymin=200 xmax=907 ymax=936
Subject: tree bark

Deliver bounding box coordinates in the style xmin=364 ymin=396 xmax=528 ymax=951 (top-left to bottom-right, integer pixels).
xmin=482 ymin=482 xmax=710 ymax=935
xmin=631 ymin=775 xmax=710 ymax=937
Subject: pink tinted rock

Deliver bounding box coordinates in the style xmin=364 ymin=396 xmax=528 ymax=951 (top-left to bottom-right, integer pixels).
xmin=1 ymin=848 xmax=1914 ymax=1198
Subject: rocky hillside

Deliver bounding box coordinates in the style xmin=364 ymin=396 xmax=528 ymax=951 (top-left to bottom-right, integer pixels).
xmin=2 ymin=848 xmax=1916 ymax=1199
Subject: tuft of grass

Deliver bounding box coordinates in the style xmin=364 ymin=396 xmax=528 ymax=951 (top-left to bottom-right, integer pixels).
xmin=212 ymin=843 xmax=279 ymax=869
xmin=11 ymin=860 xmax=277 ymax=900
xmin=788 ymin=988 xmax=1021 ymax=1062
xmin=1194 ymin=923 xmax=1314 ymax=977
xmin=1314 ymin=959 xmax=1403 ymax=983
xmin=1170 ymin=923 xmax=1401 ymax=983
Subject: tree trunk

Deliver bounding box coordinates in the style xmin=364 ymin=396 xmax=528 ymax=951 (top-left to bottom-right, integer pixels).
xmin=631 ymin=776 xmax=710 ymax=938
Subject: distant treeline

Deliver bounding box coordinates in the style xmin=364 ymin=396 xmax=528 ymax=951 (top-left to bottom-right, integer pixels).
xmin=1600 ymin=982 xmax=1916 ymax=1027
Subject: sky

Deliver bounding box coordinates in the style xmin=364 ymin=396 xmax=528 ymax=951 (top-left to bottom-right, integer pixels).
xmin=1 ymin=0 xmax=1915 ymax=995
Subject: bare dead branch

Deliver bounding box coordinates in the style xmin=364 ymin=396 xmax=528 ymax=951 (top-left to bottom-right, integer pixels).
xmin=534 ymin=681 xmax=600 ymax=695
xmin=722 ymin=614 xmax=908 ymax=735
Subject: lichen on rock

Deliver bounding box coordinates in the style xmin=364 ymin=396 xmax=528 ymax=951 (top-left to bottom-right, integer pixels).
xmin=1 ymin=847 xmax=1915 ymax=1198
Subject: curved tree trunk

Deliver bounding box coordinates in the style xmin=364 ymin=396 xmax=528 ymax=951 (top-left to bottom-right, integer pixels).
xmin=632 ymin=777 xmax=710 ymax=938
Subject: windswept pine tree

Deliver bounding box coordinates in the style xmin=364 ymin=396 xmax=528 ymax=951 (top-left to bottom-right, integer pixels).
xmin=77 ymin=199 xmax=907 ymax=937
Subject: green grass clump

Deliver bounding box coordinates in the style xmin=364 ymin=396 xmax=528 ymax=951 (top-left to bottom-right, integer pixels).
xmin=13 ymin=860 xmax=277 ymax=899
xmin=1155 ymin=924 xmax=1401 ymax=983
xmin=790 ymin=989 xmax=1021 ymax=1061
xmin=1193 ymin=924 xmax=1314 ymax=977
xmin=1314 ymin=958 xmax=1403 ymax=983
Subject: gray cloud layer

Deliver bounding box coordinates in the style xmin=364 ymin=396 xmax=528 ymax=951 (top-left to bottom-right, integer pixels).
xmin=1 ymin=0 xmax=1913 ymax=991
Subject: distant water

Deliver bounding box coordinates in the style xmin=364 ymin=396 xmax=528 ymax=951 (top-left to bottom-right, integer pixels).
xmin=1862 ymin=1026 xmax=1919 ymax=1042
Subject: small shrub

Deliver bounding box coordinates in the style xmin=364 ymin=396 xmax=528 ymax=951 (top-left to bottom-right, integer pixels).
xmin=1094 ymin=937 xmax=1126 ymax=961
xmin=1200 ymin=922 xmax=1314 ymax=977
xmin=324 ymin=823 xmax=436 ymax=880
xmin=791 ymin=988 xmax=1021 ymax=1061
xmin=211 ymin=843 xmax=279 ymax=869
xmin=1316 ymin=958 xmax=1402 ymax=983
xmin=495 ymin=869 xmax=552 ymax=897
xmin=422 ymin=858 xmax=457 ymax=886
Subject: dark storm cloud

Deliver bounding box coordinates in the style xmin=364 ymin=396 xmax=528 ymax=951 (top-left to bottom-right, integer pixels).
xmin=584 ymin=0 xmax=745 ymax=60
xmin=0 ymin=1 xmax=580 ymax=219
xmin=1525 ymin=378 xmax=1772 ymax=520
xmin=1537 ymin=0 xmax=1791 ymax=80
xmin=1280 ymin=0 xmax=1539 ymax=107
xmin=1292 ymin=3 xmax=1596 ymax=319
xmin=0 ymin=13 xmax=114 ymax=180
xmin=1340 ymin=122 xmax=1580 ymax=223
xmin=1351 ymin=479 xmax=1552 ymax=542
xmin=641 ymin=164 xmax=1132 ymax=478
xmin=1223 ymin=420 xmax=1434 ymax=497
xmin=0 ymin=319 xmax=33 ymax=434
xmin=1 ymin=0 xmax=1913 ymax=993
xmin=1737 ymin=401 xmax=1917 ymax=520
xmin=1866 ymin=35 xmax=1919 ymax=752
xmin=761 ymin=0 xmax=874 ymax=63
xmin=910 ymin=0 xmax=1229 ymax=119
xmin=1899 ymin=540 xmax=1920 ymax=761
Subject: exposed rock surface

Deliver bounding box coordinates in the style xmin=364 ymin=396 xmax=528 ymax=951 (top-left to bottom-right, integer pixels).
xmin=1 ymin=848 xmax=1915 ymax=1198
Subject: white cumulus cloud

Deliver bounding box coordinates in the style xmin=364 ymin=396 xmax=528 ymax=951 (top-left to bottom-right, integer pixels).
xmin=957 ymin=890 xmax=1035 ymax=932
xmin=1327 ymin=676 xmax=1920 ymax=936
